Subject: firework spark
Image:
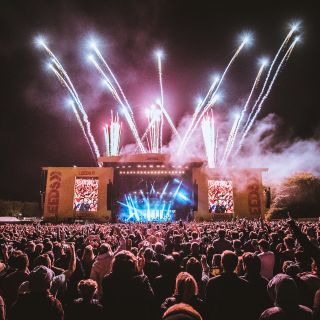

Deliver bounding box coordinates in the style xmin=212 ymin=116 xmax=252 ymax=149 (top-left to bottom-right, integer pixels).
xmin=155 ymin=50 xmax=180 ymax=140
xmin=236 ymin=38 xmax=299 ymax=155
xmin=223 ymin=59 xmax=267 ymax=163
xmin=201 ymin=111 xmax=216 ymax=168
xmin=180 ymin=35 xmax=251 ymax=153
xmin=104 ymin=111 xmax=121 ymax=156
xmin=242 ymin=25 xmax=298 ymax=132
xmin=88 ymin=55 xmax=146 ymax=153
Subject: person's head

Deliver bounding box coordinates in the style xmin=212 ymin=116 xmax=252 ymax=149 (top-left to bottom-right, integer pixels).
xmin=173 ymin=235 xmax=182 ymax=245
xmin=284 ymin=236 xmax=295 ymax=250
xmin=27 ymin=241 xmax=35 ymax=252
xmin=174 ymin=272 xmax=198 ymax=303
xmin=191 ymin=231 xmax=198 ymax=240
xmin=249 ymin=231 xmax=258 ymax=240
xmin=218 ymin=229 xmax=226 ymax=239
xmin=43 ymin=241 xmax=53 ymax=253
xmin=112 ymin=250 xmax=137 ymax=276
xmin=294 ymin=250 xmax=312 ymax=270
xmin=163 ymin=255 xmax=178 ymax=277
xmin=258 ymin=239 xmax=269 ymax=252
xmin=190 ymin=242 xmax=199 ymax=256
xmin=270 ymin=232 xmax=278 ymax=243
xmin=144 ymin=247 xmax=154 ymax=262
xmin=282 ymin=261 xmax=301 ymax=278
xmin=242 ymin=252 xmax=261 ymax=275
xmin=77 ymin=279 xmax=98 ymax=301
xmin=29 ymin=265 xmax=54 ymax=292
xmin=99 ymin=243 xmax=112 ymax=255
xmin=211 ymin=254 xmax=221 ymax=268
xmin=274 ymin=276 xmax=299 ymax=308
xmin=155 ymin=242 xmax=164 ymax=254
xmin=52 ymin=243 xmax=63 ymax=259
xmin=233 ymin=240 xmax=242 ymax=251
xmin=231 ymin=231 xmax=239 ymax=240
xmin=34 ymin=243 xmax=43 ymax=255
xmin=8 ymin=251 xmax=29 ymax=271
xmin=221 ymin=250 xmax=238 ymax=273
xmin=162 ymin=303 xmax=202 ymax=320
xmin=82 ymin=245 xmax=95 ymax=261
xmin=186 ymin=257 xmax=202 ymax=282
xmin=15 ymin=253 xmax=29 ymax=271
xmin=33 ymin=254 xmax=52 ymax=269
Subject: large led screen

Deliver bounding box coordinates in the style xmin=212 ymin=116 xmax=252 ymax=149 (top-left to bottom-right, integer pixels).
xmin=73 ymin=177 xmax=99 ymax=212
xmin=208 ymin=180 xmax=234 ymax=214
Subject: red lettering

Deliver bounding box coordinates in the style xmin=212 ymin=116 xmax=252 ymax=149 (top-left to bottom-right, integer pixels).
xmin=247 ymin=177 xmax=261 ymax=216
xmin=46 ymin=171 xmax=62 ymax=217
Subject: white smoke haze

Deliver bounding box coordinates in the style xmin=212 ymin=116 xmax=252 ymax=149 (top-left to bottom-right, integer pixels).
xmin=120 ymin=112 xmax=320 ymax=187
xmin=163 ymin=114 xmax=206 ymax=165
xmin=230 ymin=114 xmax=320 ymax=184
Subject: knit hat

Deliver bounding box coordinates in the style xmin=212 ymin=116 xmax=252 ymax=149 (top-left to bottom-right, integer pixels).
xmin=29 ymin=265 xmax=54 ymax=292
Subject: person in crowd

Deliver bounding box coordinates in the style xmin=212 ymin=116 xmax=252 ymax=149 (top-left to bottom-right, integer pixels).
xmin=2 ymin=217 xmax=320 ymax=319
xmin=205 ymin=250 xmax=254 ymax=320
xmin=90 ymin=243 xmax=113 ymax=297
xmin=242 ymin=252 xmax=272 ymax=318
xmin=101 ymin=250 xmax=155 ymax=320
xmin=258 ymin=239 xmax=275 ymax=280
xmin=0 ymin=295 xmax=5 ymax=320
xmin=1 ymin=250 xmax=29 ymax=308
xmin=162 ymin=303 xmax=203 ymax=320
xmin=143 ymin=247 xmax=160 ymax=283
xmin=161 ymin=272 xmax=205 ymax=318
xmin=8 ymin=266 xmax=64 ymax=320
xmin=186 ymin=257 xmax=209 ymax=299
xmin=65 ymin=279 xmax=103 ymax=320
xmin=260 ymin=274 xmax=312 ymax=320
xmin=212 ymin=229 xmax=233 ymax=254
xmin=81 ymin=245 xmax=95 ymax=279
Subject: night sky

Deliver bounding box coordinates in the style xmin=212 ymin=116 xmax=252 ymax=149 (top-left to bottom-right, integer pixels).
xmin=0 ymin=0 xmax=319 ymax=202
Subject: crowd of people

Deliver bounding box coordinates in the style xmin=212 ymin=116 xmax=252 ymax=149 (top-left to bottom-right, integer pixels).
xmin=73 ymin=178 xmax=99 ymax=212
xmin=208 ymin=180 xmax=234 ymax=214
xmin=1 ymin=217 xmax=320 ymax=319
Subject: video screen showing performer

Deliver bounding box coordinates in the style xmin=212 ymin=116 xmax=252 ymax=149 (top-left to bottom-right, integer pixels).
xmin=208 ymin=180 xmax=234 ymax=214
xmin=73 ymin=177 xmax=99 ymax=212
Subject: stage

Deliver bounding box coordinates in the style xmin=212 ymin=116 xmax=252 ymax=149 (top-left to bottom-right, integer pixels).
xmin=41 ymin=153 xmax=268 ymax=222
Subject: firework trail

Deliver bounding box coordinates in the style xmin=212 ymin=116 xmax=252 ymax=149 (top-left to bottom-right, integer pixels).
xmin=181 ymin=79 xmax=219 ymax=151
xmin=91 ymin=44 xmax=135 ymax=121
xmin=221 ymin=113 xmax=241 ymax=166
xmin=104 ymin=111 xmax=121 ymax=156
xmin=180 ymin=37 xmax=249 ymax=153
xmin=242 ymin=25 xmax=298 ymax=132
xmin=183 ymin=77 xmax=219 ymax=150
xmin=89 ymin=55 xmax=145 ymax=153
xmin=104 ymin=125 xmax=110 ymax=156
xmin=49 ymin=65 xmax=97 ymax=160
xmin=223 ymin=62 xmax=266 ymax=163
xmin=36 ymin=40 xmax=101 ymax=159
xmin=70 ymin=100 xmax=96 ymax=161
xmin=156 ymin=52 xmax=181 ymax=140
xmin=201 ymin=111 xmax=216 ymax=168
xmin=146 ymin=106 xmax=161 ymax=153
xmin=236 ymin=38 xmax=299 ymax=155
xmin=160 ymin=112 xmax=164 ymax=153
xmin=214 ymin=128 xmax=219 ymax=167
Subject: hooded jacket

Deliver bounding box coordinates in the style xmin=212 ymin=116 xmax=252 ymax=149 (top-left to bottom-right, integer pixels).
xmin=90 ymin=252 xmax=113 ymax=296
